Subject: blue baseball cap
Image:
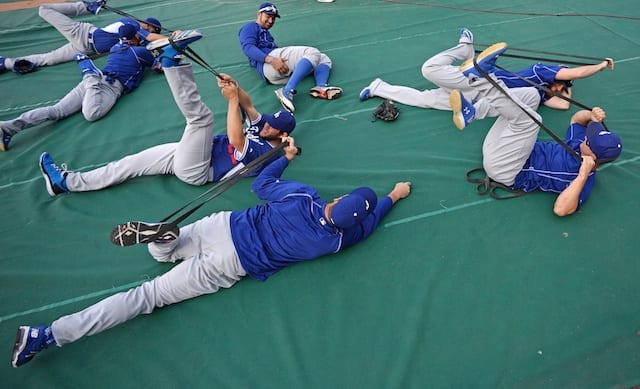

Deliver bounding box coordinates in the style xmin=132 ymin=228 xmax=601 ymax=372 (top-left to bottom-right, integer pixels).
xmin=263 ymin=109 xmax=295 ymax=134
xmin=586 ymin=121 xmax=622 ymax=162
xmin=145 ymin=17 xmax=162 ymax=33
xmin=330 ymin=187 xmax=378 ymax=229
xmin=118 ymin=24 xmax=138 ymax=40
xmin=258 ymin=2 xmax=280 ymax=18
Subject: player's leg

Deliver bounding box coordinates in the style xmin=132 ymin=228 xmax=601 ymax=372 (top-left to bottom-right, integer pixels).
xmin=164 ymin=64 xmax=214 ymax=186
xmin=361 ymin=78 xmax=453 ymax=110
xmin=38 ymin=3 xmax=95 ymax=54
xmin=81 ymin=77 xmax=124 ymax=122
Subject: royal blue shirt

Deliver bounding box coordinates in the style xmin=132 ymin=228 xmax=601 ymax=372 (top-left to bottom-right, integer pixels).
xmin=230 ymin=156 xmax=395 ymax=281
xmin=495 ymin=63 xmax=567 ymax=101
xmin=101 ymin=42 xmax=155 ymax=93
xmin=514 ymin=122 xmax=595 ymax=207
xmin=238 ymin=21 xmax=278 ymax=80
xmin=92 ymin=18 xmax=152 ymax=53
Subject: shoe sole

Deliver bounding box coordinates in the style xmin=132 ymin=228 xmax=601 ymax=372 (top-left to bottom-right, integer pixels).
xmin=309 ymin=87 xmax=342 ymax=100
xmin=449 ymin=90 xmax=466 ymax=130
xmin=147 ymin=31 xmax=203 ymax=51
xmin=459 ymin=42 xmax=507 ymax=74
xmin=110 ymin=221 xmax=180 ymax=247
xmin=39 ymin=153 xmax=58 ymax=197
xmin=11 ymin=326 xmax=29 ymax=368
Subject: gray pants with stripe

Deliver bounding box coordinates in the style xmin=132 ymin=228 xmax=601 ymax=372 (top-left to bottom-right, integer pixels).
xmin=51 ymin=211 xmax=247 ymax=345
xmin=0 ymin=73 xmax=123 ymax=136
xmin=64 ymin=64 xmax=215 ymax=191
xmin=470 ymin=76 xmax=541 ymax=186
xmin=4 ymin=2 xmax=97 ymax=71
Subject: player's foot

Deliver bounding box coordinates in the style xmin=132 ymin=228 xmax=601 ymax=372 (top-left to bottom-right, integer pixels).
xmin=0 ymin=128 xmax=12 ymax=151
xmin=39 ymin=152 xmax=70 ymax=196
xmin=450 ymin=89 xmax=475 ymax=130
xmin=83 ymin=0 xmax=105 ymax=15
xmin=110 ymin=222 xmax=180 ymax=247
xmin=309 ymin=85 xmax=342 ymax=100
xmin=147 ymin=30 xmax=203 ymax=68
xmin=0 ymin=56 xmax=6 ymax=73
xmin=459 ymin=42 xmax=507 ymax=78
xmin=74 ymin=53 xmax=102 ymax=78
xmin=275 ymin=88 xmax=295 ymax=112
xmin=459 ymin=28 xmax=474 ymax=44
xmin=11 ymin=325 xmax=55 ymax=368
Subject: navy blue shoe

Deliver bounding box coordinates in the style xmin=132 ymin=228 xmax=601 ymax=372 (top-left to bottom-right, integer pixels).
xmin=147 ymin=30 xmax=203 ymax=68
xmin=449 ymin=89 xmax=475 ymax=130
xmin=11 ymin=325 xmax=55 ymax=368
xmin=83 ymin=0 xmax=104 ymax=15
xmin=459 ymin=42 xmax=507 ymax=78
xmin=74 ymin=53 xmax=102 ymax=78
xmin=459 ymin=28 xmax=474 ymax=44
xmin=0 ymin=128 xmax=11 ymax=151
xmin=0 ymin=56 xmax=6 ymax=73
xmin=39 ymin=152 xmax=70 ymax=196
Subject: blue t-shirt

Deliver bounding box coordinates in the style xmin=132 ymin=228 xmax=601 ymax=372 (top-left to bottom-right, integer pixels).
xmin=92 ymin=18 xmax=151 ymax=53
xmin=238 ymin=21 xmax=278 ymax=80
xmin=230 ymin=156 xmax=394 ymax=281
xmin=495 ymin=63 xmax=567 ymax=101
xmin=101 ymin=42 xmax=155 ymax=93
xmin=514 ymin=122 xmax=595 ymax=208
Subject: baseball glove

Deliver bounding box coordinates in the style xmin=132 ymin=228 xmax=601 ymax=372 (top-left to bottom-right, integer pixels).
xmin=372 ymin=100 xmax=399 ymax=121
xmin=13 ymin=59 xmax=36 ymax=75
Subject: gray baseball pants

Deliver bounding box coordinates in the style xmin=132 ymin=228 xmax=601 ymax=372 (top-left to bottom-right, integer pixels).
xmin=51 ymin=211 xmax=247 ymax=345
xmin=64 ymin=64 xmax=215 ymax=191
xmin=4 ymin=2 xmax=96 ymax=71
xmin=366 ymin=43 xmax=539 ymax=120
xmin=262 ymin=46 xmax=332 ymax=84
xmin=0 ymin=73 xmax=123 ymax=135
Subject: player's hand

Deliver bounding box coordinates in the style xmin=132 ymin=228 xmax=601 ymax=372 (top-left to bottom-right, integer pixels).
xmin=282 ymin=136 xmax=299 ymax=160
xmin=604 ymin=58 xmax=614 ymax=70
xmin=216 ymin=73 xmax=237 ymax=88
xmin=388 ymin=181 xmax=412 ymax=203
xmin=590 ymin=107 xmax=606 ymax=123
xmin=272 ymin=57 xmax=289 ymax=75
xmin=580 ymin=156 xmax=596 ymax=174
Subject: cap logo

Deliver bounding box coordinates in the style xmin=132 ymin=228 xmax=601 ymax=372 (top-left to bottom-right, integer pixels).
xmin=259 ymin=5 xmax=278 ymax=13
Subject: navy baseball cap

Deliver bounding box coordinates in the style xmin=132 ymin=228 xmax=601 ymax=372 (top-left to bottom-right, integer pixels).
xmin=118 ymin=24 xmax=138 ymax=40
xmin=586 ymin=121 xmax=622 ymax=162
xmin=330 ymin=187 xmax=378 ymax=229
xmin=263 ymin=109 xmax=295 ymax=134
xmin=258 ymin=2 xmax=280 ymax=18
xmin=145 ymin=17 xmax=162 ymax=33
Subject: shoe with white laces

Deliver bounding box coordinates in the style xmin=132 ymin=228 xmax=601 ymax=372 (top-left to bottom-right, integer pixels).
xmin=309 ymin=85 xmax=342 ymax=100
xmin=147 ymin=30 xmax=203 ymax=68
xmin=83 ymin=0 xmax=104 ymax=15
xmin=459 ymin=28 xmax=474 ymax=44
xmin=450 ymin=89 xmax=475 ymax=130
xmin=39 ymin=152 xmax=70 ymax=196
xmin=274 ymin=88 xmax=295 ymax=112
xmin=459 ymin=42 xmax=507 ymax=78
xmin=11 ymin=325 xmax=56 ymax=368
xmin=0 ymin=128 xmax=12 ymax=151
xmin=110 ymin=221 xmax=180 ymax=247
xmin=74 ymin=53 xmax=102 ymax=78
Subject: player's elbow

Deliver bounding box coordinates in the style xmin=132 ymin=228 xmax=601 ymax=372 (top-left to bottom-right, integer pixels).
xmin=553 ymin=204 xmax=576 ymax=217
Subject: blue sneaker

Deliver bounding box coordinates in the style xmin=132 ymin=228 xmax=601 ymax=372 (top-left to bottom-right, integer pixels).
xmin=147 ymin=30 xmax=203 ymax=68
xmin=359 ymin=87 xmax=371 ymax=101
xmin=274 ymin=88 xmax=295 ymax=112
xmin=459 ymin=28 xmax=473 ymax=44
xmin=459 ymin=42 xmax=507 ymax=78
xmin=0 ymin=56 xmax=6 ymax=73
xmin=0 ymin=129 xmax=12 ymax=151
xmin=74 ymin=53 xmax=102 ymax=78
xmin=11 ymin=325 xmax=56 ymax=368
xmin=39 ymin=152 xmax=70 ymax=196
xmin=83 ymin=0 xmax=104 ymax=15
xmin=449 ymin=89 xmax=475 ymax=130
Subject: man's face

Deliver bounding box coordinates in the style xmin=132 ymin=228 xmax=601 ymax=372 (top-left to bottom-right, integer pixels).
xmin=580 ymin=140 xmax=597 ymax=160
xmin=256 ymin=12 xmax=276 ymax=29
xmin=259 ymin=122 xmax=284 ymax=140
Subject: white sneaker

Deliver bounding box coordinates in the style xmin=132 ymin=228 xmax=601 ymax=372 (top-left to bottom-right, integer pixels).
xmin=275 ymin=88 xmax=295 ymax=112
